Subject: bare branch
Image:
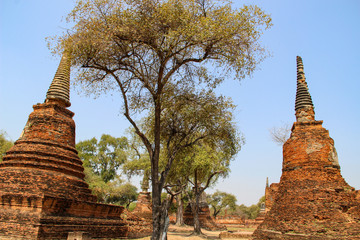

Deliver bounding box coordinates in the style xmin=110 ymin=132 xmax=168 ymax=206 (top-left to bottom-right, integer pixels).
xmin=269 ymin=123 xmax=291 ymax=146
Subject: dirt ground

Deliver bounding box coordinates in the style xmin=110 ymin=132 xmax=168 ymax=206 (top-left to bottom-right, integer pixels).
xmin=132 ymin=225 xmax=254 ymax=240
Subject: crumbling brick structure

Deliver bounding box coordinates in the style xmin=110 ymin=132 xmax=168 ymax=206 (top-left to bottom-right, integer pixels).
xmin=122 ymin=209 xmax=152 ymax=239
xmin=132 ymin=192 xmax=153 ymax=220
xmin=265 ymin=178 xmax=279 ymax=214
xmin=253 ymin=57 xmax=360 ymax=239
xmin=0 ymin=52 xmax=129 ymax=239
xmin=215 ymin=215 xmax=245 ymax=227
xmin=183 ymin=190 xmax=226 ymax=231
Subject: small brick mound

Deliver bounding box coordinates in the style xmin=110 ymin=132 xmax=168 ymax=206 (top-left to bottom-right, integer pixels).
xmin=184 ymin=203 xmax=226 ymax=231
xmin=132 ymin=192 xmax=153 ymax=220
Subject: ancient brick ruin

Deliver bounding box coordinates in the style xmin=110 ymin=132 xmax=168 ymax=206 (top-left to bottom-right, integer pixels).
xmin=129 ymin=177 xmax=153 ymax=237
xmin=253 ymin=56 xmax=360 ymax=239
xmin=264 ymin=178 xmax=279 ymax=214
xmin=0 ymin=52 xmax=129 ymax=239
xmin=132 ymin=191 xmax=152 ymax=220
xmin=183 ymin=190 xmax=226 ymax=231
xmin=215 ymin=215 xmax=244 ymax=228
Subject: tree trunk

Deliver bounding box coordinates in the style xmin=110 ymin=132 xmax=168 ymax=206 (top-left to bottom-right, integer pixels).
xmin=213 ymin=208 xmax=219 ymax=219
xmin=193 ymin=196 xmax=201 ymax=234
xmin=151 ymin=183 xmax=162 ymax=240
xmin=192 ymin=170 xmax=202 ymax=235
xmin=175 ymin=193 xmax=184 ymax=226
xmin=151 ymin=96 xmax=163 ymax=240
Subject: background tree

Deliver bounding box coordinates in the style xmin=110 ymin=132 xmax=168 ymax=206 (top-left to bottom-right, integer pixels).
xmin=76 ymin=134 xmax=138 ymax=207
xmin=53 ymin=0 xmax=271 ymax=238
xmin=207 ymin=190 xmax=237 ymax=219
xmin=236 ymin=196 xmax=265 ymax=219
xmin=123 ymin=89 xmax=242 ymax=233
xmin=123 ymin=127 xmax=152 ymax=192
xmin=159 ymin=89 xmax=242 ymax=234
xmin=183 ymin=143 xmax=238 ymax=234
xmin=107 ymin=182 xmax=138 ymax=208
xmin=76 ymin=134 xmax=128 ymax=183
xmin=0 ymin=131 xmax=13 ymax=162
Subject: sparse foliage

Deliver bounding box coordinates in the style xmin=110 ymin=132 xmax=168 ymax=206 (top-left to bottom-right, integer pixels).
xmin=122 ymin=127 xmax=151 ymax=191
xmin=269 ymin=123 xmax=291 ymax=146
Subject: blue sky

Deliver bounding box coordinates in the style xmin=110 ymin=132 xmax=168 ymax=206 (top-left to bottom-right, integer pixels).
xmin=1 ymin=0 xmax=359 ymax=206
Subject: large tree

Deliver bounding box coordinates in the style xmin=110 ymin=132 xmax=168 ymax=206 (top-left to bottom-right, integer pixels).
xmin=124 ymin=88 xmax=241 ymax=233
xmin=52 ymin=0 xmax=271 ymax=238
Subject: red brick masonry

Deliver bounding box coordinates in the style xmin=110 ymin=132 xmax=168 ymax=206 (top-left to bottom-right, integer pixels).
xmin=253 ymin=120 xmax=360 ymax=239
xmin=0 ymin=102 xmax=128 ymax=239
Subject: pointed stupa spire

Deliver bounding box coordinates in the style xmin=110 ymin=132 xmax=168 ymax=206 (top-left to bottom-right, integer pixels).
xmin=266 ymin=177 xmax=269 ymax=188
xmin=295 ymin=56 xmax=315 ymax=122
xmin=295 ymin=56 xmax=314 ymax=111
xmin=46 ymin=51 xmax=71 ymax=107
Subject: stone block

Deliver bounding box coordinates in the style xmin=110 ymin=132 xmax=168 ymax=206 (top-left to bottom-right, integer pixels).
xmin=67 ymin=232 xmax=91 ymax=240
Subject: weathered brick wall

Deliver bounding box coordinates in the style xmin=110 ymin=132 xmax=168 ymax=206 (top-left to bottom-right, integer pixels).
xmin=0 ymin=102 xmax=95 ymax=202
xmin=265 ymin=183 xmax=279 ymax=213
xmin=123 ymin=209 xmax=152 ymax=238
xmin=0 ymin=194 xmax=42 ymax=239
xmin=0 ymin=192 xmax=128 ymax=239
xmin=215 ymin=215 xmax=244 ymax=226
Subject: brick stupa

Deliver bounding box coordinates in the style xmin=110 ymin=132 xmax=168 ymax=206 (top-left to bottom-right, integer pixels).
xmin=253 ymin=56 xmax=360 ymax=239
xmin=132 ymin=176 xmax=152 ymax=220
xmin=264 ymin=177 xmax=279 ymax=214
xmin=184 ymin=189 xmax=225 ymax=231
xmin=0 ymin=52 xmax=129 ymax=239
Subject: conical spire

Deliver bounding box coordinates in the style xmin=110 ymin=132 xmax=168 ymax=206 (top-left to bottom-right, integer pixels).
xmin=46 ymin=51 xmax=71 ymax=107
xmin=266 ymin=177 xmax=269 ymax=188
xmin=295 ymin=56 xmax=314 ymax=112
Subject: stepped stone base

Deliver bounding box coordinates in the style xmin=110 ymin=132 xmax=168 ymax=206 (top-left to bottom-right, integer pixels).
xmin=253 ymin=229 xmax=360 ymax=240
xmin=0 ymin=193 xmax=128 ymax=239
xmin=123 ymin=210 xmax=152 ymax=239
xmin=215 ymin=216 xmax=245 ymax=227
